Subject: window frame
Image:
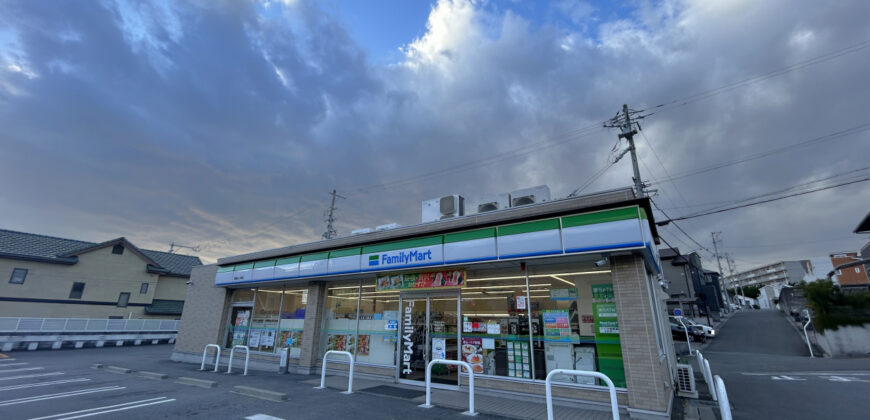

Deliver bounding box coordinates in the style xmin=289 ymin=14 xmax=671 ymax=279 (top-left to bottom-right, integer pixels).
xmin=69 ymin=282 xmax=86 ymax=299
xmin=117 ymin=292 xmax=131 ymax=307
xmin=9 ymin=268 xmax=27 ymax=284
xmin=140 ymin=282 xmax=149 ymax=294
xmin=112 ymin=244 xmax=124 ymax=255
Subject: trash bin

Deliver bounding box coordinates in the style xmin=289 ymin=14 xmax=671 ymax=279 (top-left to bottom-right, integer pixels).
xmin=278 ymin=347 xmax=290 ymax=374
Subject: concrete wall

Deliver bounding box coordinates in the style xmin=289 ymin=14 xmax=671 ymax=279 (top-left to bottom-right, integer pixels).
xmin=0 ymin=246 xmax=164 ymax=318
xmin=172 ymin=264 xmax=228 ymax=355
xmin=816 ymin=324 xmax=870 ymax=357
xmin=612 ymin=255 xmax=673 ymax=418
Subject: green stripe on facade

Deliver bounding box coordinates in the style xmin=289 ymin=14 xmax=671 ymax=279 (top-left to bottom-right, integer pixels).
xmin=217 ymin=266 xmax=234 ymax=273
xmin=497 ymin=219 xmax=560 ymax=236
xmin=253 ymin=260 xmax=276 ymax=268
xmin=234 ymin=263 xmax=254 ymax=271
xmin=300 ymin=252 xmax=329 ymax=262
xmin=561 ymin=207 xmax=639 ymax=228
xmin=639 ymin=207 xmax=648 ymax=219
xmin=361 ymin=235 xmax=442 ymax=253
xmin=444 ymin=228 xmax=495 ymax=244
xmin=330 ymin=248 xmax=361 ymax=258
xmin=276 ymin=256 xmax=300 ymax=266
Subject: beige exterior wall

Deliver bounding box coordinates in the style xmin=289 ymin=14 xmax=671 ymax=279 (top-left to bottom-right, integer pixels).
xmin=0 ymin=246 xmax=187 ymax=319
xmin=173 ymin=264 xmax=229 ymax=354
xmin=611 ymin=255 xmax=673 ymax=416
xmin=153 ymin=275 xmax=188 ymax=300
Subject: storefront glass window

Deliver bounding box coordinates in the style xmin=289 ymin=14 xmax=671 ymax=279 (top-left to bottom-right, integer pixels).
xmin=356 ymin=282 xmax=399 ymax=366
xmin=226 ymin=288 xmax=255 ymax=348
xmin=526 ymin=267 xmax=626 ymax=387
xmin=276 ymin=288 xmax=307 ymax=357
xmin=320 ymin=281 xmax=360 ymax=357
xmin=250 ymin=287 xmax=282 ymax=352
xmin=231 ymin=288 xmax=255 ymax=303
xmin=460 ymin=271 xmax=532 ymax=380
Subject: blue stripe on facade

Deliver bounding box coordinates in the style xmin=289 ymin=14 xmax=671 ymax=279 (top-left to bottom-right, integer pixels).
xmin=443 ymin=256 xmax=497 ymax=265
xmin=325 ymin=269 xmax=362 ymax=276
xmin=360 ymin=261 xmax=443 ymax=272
xmin=564 ymin=242 xmax=645 ymax=254
xmin=497 ymin=249 xmax=562 ymax=260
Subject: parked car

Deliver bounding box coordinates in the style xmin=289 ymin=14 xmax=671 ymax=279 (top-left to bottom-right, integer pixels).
xmin=670 ymin=316 xmax=716 ymax=338
xmin=669 ymin=321 xmax=706 ymax=342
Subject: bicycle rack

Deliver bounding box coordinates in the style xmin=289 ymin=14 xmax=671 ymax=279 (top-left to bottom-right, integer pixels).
xmin=419 ymin=359 xmax=476 ymax=416
xmin=199 ymin=344 xmax=220 ymax=372
xmin=545 ymin=369 xmax=619 ymax=420
xmin=315 ymin=350 xmax=354 ymax=394
xmin=227 ymin=345 xmax=250 ymax=375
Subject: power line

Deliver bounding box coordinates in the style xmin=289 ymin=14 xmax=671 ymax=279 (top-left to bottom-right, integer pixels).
xmin=648 ymin=122 xmax=870 ymax=185
xmin=658 ymin=176 xmax=870 ymax=224
xmin=650 ymin=198 xmax=714 ymax=256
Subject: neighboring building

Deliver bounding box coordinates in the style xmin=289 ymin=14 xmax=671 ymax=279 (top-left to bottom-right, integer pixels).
xmin=0 ymin=229 xmax=201 ymax=319
xmin=830 ymin=251 xmax=870 ymax=287
xmin=659 ymin=248 xmax=722 ymax=320
xmin=730 ymin=260 xmax=813 ymax=288
xmin=173 ymin=188 xmax=678 ymax=418
xmin=758 ymin=282 xmax=789 ymax=310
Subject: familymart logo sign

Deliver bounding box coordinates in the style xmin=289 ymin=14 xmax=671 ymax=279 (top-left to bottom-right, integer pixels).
xmin=366 ymin=247 xmax=440 ymax=269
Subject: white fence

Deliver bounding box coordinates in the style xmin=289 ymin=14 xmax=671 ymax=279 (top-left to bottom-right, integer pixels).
xmin=0 ymin=317 xmax=179 ymax=333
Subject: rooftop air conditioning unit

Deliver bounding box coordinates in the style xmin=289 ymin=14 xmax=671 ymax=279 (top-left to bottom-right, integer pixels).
xmin=422 ymin=195 xmax=465 ymax=222
xmin=376 ymin=223 xmax=399 ymax=231
xmin=351 ymin=228 xmax=372 ymax=235
xmin=475 ymin=193 xmax=510 ymax=214
xmin=510 ymin=185 xmax=550 ymax=207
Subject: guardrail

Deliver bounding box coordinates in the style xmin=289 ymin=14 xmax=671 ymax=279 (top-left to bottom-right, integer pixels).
xmin=714 ymin=375 xmax=732 ymax=420
xmin=695 ymin=351 xmax=716 ymax=401
xmin=227 ymin=345 xmax=250 ymax=375
xmin=802 ymin=309 xmax=815 ymax=358
xmin=419 ymin=359 xmax=476 ymax=416
xmin=0 ymin=317 xmax=178 ymax=332
xmin=315 ymin=350 xmax=354 ymax=394
xmin=545 ymin=369 xmax=618 ymax=420
xmin=200 ymin=344 xmax=220 ymax=372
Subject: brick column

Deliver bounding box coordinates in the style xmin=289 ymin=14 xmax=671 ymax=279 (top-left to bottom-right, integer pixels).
xmin=611 ymin=255 xmax=672 ymax=417
xmin=297 ymin=281 xmax=326 ymax=374
xmin=173 ymin=265 xmax=229 ymax=355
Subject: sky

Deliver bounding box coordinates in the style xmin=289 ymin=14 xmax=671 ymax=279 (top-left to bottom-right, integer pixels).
xmin=1 ymin=0 xmax=868 ymax=278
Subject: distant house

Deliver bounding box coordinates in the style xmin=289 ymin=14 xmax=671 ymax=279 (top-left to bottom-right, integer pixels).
xmin=830 ymin=251 xmax=870 ymax=287
xmin=0 ymin=229 xmax=201 ymax=319
xmin=659 ymin=247 xmax=723 ymax=320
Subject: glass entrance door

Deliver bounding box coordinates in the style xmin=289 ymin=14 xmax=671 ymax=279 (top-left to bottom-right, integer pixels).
xmin=398 ymin=292 xmax=459 ymax=386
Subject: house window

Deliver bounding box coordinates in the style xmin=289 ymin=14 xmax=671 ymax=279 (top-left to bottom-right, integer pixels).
xmin=69 ymin=282 xmax=85 ymax=299
xmin=112 ymin=244 xmax=124 ymax=255
xmin=9 ymin=268 xmax=27 ymax=284
xmin=117 ymin=292 xmax=130 ymax=307
xmin=857 ymin=268 xmax=862 ymax=274
xmin=140 ymin=283 xmax=149 ymax=294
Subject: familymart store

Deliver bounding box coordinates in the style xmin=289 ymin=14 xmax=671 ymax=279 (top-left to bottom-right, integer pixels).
xmin=173 ymin=193 xmax=677 ymax=418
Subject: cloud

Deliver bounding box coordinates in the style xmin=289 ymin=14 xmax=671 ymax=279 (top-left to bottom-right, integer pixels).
xmin=0 ymin=0 xmax=868 ymax=271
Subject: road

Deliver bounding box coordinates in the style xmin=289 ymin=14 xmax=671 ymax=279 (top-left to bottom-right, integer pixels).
xmin=703 ymin=310 xmax=870 ymax=419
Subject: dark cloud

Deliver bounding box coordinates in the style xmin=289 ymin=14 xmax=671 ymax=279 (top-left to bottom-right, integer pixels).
xmin=0 ymin=0 xmax=868 ymax=272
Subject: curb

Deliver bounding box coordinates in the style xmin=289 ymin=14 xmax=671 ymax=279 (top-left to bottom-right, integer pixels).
xmin=105 ymin=365 xmax=131 ymax=374
xmin=137 ymin=371 xmax=169 ymax=380
xmin=232 ymin=385 xmax=288 ymax=402
xmin=176 ymin=376 xmax=218 ymax=388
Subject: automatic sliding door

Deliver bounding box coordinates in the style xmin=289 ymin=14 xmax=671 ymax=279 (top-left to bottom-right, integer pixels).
xmin=399 ymin=297 xmax=427 ymax=381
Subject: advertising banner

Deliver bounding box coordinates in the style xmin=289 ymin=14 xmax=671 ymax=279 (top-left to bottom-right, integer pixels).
xmin=542 ymin=309 xmax=571 ymax=341
xmin=376 ymin=270 xmax=465 ymax=291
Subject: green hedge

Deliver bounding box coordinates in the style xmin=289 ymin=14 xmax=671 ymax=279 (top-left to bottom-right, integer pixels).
xmin=800 ymin=280 xmax=870 ymax=332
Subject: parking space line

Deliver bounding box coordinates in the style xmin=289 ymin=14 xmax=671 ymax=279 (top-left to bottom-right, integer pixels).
xmin=0 ymin=372 xmax=64 ymax=381
xmin=0 ymin=386 xmax=125 ymax=406
xmin=0 ymin=362 xmax=25 ymax=367
xmin=0 ymin=367 xmax=44 ymax=373
xmin=0 ymin=378 xmax=91 ymax=392
xmin=28 ymin=397 xmax=175 ymax=420
xmin=0 ymin=358 xmax=15 ymax=361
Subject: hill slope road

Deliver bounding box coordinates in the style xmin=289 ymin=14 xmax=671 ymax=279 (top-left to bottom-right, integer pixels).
xmin=704 ymin=310 xmax=870 ymax=420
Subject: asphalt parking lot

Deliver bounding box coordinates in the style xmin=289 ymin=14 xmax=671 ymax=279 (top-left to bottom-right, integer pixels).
xmin=0 ymin=345 xmax=511 ymax=420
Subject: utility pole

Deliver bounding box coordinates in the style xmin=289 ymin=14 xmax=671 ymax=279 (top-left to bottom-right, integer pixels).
xmin=711 ymin=232 xmax=731 ymax=306
xmin=322 ymin=189 xmax=345 ymax=240
xmin=604 ymin=104 xmax=647 ymax=198
xmin=725 ymin=253 xmax=746 ymax=308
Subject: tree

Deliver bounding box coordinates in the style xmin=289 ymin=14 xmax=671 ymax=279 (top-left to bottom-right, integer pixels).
xmin=799 ymin=280 xmax=870 ymax=332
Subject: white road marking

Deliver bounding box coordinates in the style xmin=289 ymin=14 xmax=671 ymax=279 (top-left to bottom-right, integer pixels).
xmin=52 ymin=398 xmax=175 ymax=420
xmin=0 ymin=372 xmax=64 ymax=381
xmin=824 ymin=375 xmax=870 ymax=383
xmin=0 ymin=378 xmax=91 ymax=391
xmin=771 ymin=375 xmax=805 ymax=381
xmin=246 ymin=415 xmax=287 ymax=420
xmin=0 ymin=362 xmax=26 ymax=367
xmin=0 ymin=358 xmax=17 ymax=362
xmin=743 ymin=371 xmax=870 ymax=376
xmin=27 ymin=397 xmax=173 ymax=420
xmin=0 ymin=367 xmax=44 ymax=373
xmin=0 ymin=386 xmax=125 ymax=406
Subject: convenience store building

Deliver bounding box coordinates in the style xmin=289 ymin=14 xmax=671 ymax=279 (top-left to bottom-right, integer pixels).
xmin=173 ymin=188 xmax=677 ymax=418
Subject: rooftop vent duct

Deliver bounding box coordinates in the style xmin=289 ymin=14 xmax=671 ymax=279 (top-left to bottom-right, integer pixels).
xmin=351 ymin=228 xmax=372 ymax=235
xmin=376 ymin=223 xmax=399 ymax=231
xmin=509 ymin=185 xmax=550 ymax=207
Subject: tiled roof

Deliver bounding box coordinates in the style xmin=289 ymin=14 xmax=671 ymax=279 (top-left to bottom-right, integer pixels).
xmin=0 ymin=229 xmax=201 ymax=276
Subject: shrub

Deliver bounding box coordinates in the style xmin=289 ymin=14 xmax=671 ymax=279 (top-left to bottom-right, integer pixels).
xmin=799 ymin=280 xmax=870 ymax=332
